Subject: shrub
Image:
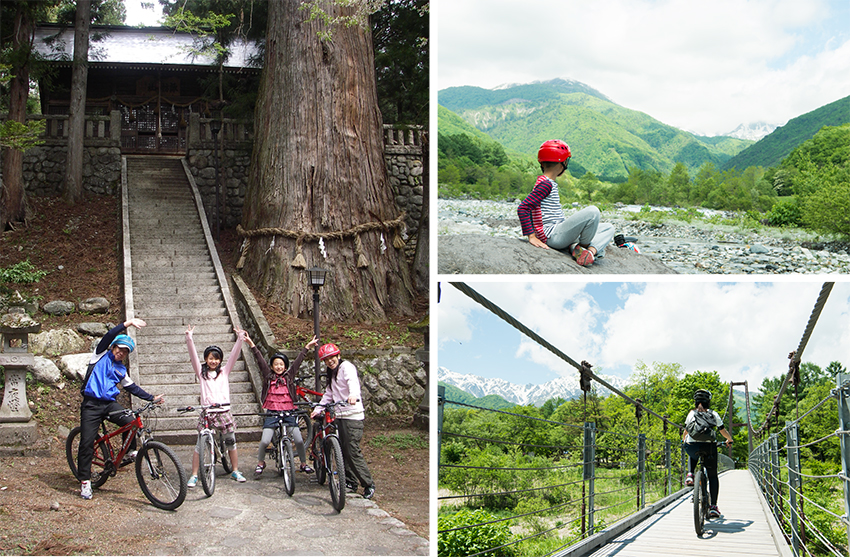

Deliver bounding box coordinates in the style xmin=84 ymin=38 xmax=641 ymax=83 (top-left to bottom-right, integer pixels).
xmin=438 ymin=508 xmax=516 ymax=557
xmin=765 ymin=198 xmax=803 ymax=227
xmin=0 ymin=260 xmax=48 ymax=284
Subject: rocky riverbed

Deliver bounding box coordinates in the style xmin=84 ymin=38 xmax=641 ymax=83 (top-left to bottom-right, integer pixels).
xmin=438 ymin=199 xmax=850 ymax=275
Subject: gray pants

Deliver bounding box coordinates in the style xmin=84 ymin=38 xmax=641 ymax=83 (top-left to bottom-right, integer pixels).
xmin=257 ymin=426 xmax=307 ymax=464
xmin=546 ymin=206 xmax=616 ymax=256
xmin=337 ymin=418 xmax=374 ymax=488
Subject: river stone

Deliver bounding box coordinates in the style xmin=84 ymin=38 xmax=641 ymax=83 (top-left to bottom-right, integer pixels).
xmin=78 ymin=297 xmax=109 ymax=314
xmin=438 ymin=235 xmax=678 ymax=274
xmin=42 ymin=300 xmax=75 ymax=315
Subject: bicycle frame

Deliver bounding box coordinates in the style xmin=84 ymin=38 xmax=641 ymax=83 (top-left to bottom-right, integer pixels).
xmin=93 ymin=409 xmax=148 ymax=472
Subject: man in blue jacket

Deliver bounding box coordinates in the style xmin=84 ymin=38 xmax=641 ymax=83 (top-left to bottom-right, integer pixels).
xmin=77 ymin=318 xmax=163 ymax=500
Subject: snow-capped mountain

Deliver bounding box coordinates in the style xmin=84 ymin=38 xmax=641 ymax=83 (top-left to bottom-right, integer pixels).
xmin=724 ymin=121 xmax=780 ymax=141
xmin=438 ymin=367 xmax=632 ymax=407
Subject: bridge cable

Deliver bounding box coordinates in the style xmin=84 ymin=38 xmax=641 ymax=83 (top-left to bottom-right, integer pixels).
xmin=753 ymin=282 xmax=833 ymax=438
xmin=450 ymin=282 xmax=684 ymax=431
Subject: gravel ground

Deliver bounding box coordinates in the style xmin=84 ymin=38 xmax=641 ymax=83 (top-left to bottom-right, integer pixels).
xmin=438 ymin=199 xmax=850 ymax=275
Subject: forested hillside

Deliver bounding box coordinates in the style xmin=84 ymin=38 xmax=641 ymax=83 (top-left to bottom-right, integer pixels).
xmin=722 ymin=95 xmax=850 ymax=171
xmin=437 ymin=79 xmax=752 ymax=181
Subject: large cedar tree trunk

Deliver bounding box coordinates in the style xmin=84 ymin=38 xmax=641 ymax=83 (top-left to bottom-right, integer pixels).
xmin=1 ymin=5 xmax=33 ymax=229
xmin=240 ymin=0 xmax=414 ymax=323
xmin=63 ymin=0 xmax=91 ymax=205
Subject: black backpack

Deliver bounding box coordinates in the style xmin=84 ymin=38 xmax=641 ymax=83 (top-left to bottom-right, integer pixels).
xmin=686 ymin=410 xmax=718 ymax=442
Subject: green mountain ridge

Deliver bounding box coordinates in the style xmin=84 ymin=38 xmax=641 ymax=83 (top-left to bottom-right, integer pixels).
xmin=721 ymin=95 xmax=850 ymax=171
xmin=439 ymin=382 xmax=515 ymax=410
xmin=438 ymin=79 xmax=754 ymax=181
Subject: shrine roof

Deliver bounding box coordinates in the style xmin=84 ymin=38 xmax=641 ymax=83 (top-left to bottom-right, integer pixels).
xmin=34 ymin=24 xmax=261 ymax=71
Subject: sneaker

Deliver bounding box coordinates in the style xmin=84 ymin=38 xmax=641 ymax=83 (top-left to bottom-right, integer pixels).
xmin=709 ymin=505 xmax=721 ymax=518
xmin=231 ymin=470 xmax=247 ymax=482
xmin=121 ymin=450 xmax=138 ymax=466
xmin=346 ymin=480 xmax=358 ymax=493
xmin=80 ymin=480 xmax=92 ymax=500
xmin=254 ymin=463 xmax=265 ymax=480
xmin=363 ymin=484 xmax=376 ymax=500
xmin=300 ymin=463 xmax=314 ymax=474
xmin=572 ymin=245 xmax=595 ymax=266
xmin=685 ymin=472 xmax=694 ymax=486
xmin=187 ymin=475 xmax=198 ymax=488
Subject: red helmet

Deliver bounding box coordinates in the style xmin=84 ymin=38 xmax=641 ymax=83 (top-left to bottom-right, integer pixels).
xmin=318 ymin=343 xmax=340 ymax=361
xmin=537 ymin=140 xmax=571 ymax=163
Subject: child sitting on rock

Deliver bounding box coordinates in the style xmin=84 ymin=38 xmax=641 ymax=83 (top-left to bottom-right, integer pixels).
xmin=517 ymin=139 xmax=615 ymax=266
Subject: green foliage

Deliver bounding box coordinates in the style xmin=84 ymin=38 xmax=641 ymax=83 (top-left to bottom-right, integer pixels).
xmin=723 ymin=96 xmax=850 ymax=171
xmin=0 ymin=118 xmax=45 ymax=151
xmin=0 ymin=260 xmax=48 ymax=284
xmin=438 ymin=508 xmax=517 ymax=557
xmin=799 ymin=164 xmax=850 ymax=240
xmin=764 ymin=197 xmax=803 ymax=227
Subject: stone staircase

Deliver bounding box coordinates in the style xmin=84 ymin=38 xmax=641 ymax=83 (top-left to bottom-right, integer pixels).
xmin=121 ymin=156 xmax=262 ymax=443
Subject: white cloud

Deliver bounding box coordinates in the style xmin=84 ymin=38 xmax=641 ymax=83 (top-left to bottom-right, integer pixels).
xmin=438 ymin=0 xmax=850 ymax=135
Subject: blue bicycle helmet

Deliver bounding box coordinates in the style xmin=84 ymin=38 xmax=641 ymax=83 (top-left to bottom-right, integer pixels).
xmin=110 ymin=334 xmax=135 ymax=353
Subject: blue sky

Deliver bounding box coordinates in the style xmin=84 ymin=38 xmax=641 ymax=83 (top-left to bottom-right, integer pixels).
xmin=436 ymin=0 xmax=850 ymax=136
xmin=437 ymin=280 xmax=850 ymax=392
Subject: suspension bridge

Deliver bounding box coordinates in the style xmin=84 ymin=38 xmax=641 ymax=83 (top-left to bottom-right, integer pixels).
xmin=437 ymin=282 xmax=849 ymax=557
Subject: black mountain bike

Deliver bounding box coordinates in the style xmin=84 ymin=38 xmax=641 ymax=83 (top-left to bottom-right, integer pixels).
xmin=691 ymin=441 xmax=729 ymax=536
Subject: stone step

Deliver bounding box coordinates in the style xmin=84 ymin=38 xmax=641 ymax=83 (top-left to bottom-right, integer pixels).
xmin=139 ymin=303 xmax=227 ymax=316
xmin=133 ymin=285 xmax=221 ymax=297
xmin=132 ymin=273 xmax=218 ymax=284
xmin=134 ymin=334 xmax=238 ymax=350
xmin=139 ymin=370 xmax=254 ymax=387
xmin=147 ymin=391 xmax=258 ymax=408
xmin=133 ymin=294 xmax=224 ymax=307
xmin=135 ymin=349 xmax=243 ymax=366
xmin=136 ymin=317 xmax=233 ymax=330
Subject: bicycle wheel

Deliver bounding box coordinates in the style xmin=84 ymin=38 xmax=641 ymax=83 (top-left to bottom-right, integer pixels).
xmin=313 ymin=436 xmax=327 ymax=485
xmin=281 ymin=437 xmax=296 ymax=496
xmin=693 ymin=468 xmax=705 ymax=536
xmin=198 ymin=433 xmax=216 ymax=497
xmin=296 ymin=412 xmax=313 ymax=451
xmin=324 ymin=436 xmax=346 ymax=512
xmin=218 ymin=432 xmax=232 ymax=474
xmin=65 ymin=426 xmax=113 ymax=488
xmin=135 ymin=440 xmax=187 ymax=510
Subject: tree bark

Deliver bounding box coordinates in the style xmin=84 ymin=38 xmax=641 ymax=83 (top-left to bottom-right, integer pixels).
xmin=63 ymin=0 xmax=91 ymax=205
xmin=240 ymin=0 xmax=414 ymax=323
xmin=1 ymin=4 xmax=34 ymax=229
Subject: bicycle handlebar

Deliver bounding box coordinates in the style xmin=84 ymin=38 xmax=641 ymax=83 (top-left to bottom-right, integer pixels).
xmin=176 ymin=403 xmax=229 ymax=414
xmin=108 ymin=399 xmax=162 ymax=419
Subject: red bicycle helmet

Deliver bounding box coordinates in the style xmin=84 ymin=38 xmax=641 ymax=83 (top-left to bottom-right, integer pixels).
xmin=318 ymin=343 xmax=340 ymax=361
xmin=537 ymin=140 xmax=571 ymax=163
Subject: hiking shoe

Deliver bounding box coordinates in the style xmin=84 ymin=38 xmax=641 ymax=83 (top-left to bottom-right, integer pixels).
xmin=80 ymin=480 xmax=92 ymax=500
xmin=231 ymin=470 xmax=247 ymax=482
xmin=363 ymin=484 xmax=376 ymax=500
xmin=187 ymin=475 xmax=198 ymax=488
xmin=254 ymin=463 xmax=265 ymax=480
xmin=685 ymin=473 xmax=694 ymax=486
xmin=572 ymin=245 xmax=594 ymax=266
xmin=300 ymin=463 xmax=314 ymax=474
xmin=709 ymin=505 xmax=721 ymax=518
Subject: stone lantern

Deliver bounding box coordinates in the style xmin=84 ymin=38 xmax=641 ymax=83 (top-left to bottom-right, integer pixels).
xmin=0 ymin=313 xmax=41 ymax=448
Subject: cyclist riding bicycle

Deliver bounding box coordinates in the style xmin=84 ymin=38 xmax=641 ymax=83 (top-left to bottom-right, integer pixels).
xmin=682 ymin=389 xmax=733 ymax=518
xmin=77 ymin=318 xmax=164 ymax=500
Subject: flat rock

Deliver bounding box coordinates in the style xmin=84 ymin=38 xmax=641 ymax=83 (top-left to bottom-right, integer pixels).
xmin=438 ymin=235 xmax=678 ymax=274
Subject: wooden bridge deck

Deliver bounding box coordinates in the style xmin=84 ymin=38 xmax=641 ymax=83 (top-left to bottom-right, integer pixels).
xmin=585 ymin=470 xmax=791 ymax=557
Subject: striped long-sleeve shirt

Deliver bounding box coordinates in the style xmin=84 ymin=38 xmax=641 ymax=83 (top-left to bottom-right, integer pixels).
xmin=517 ymin=175 xmax=566 ymax=243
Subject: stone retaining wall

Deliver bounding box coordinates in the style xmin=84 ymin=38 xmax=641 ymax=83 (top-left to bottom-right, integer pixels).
xmin=230 ymin=275 xmax=427 ymax=416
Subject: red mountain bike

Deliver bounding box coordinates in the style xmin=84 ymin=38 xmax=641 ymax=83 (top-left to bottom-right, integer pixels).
xmin=306 ymin=400 xmax=348 ymax=512
xmin=66 ymin=400 xmax=187 ymax=510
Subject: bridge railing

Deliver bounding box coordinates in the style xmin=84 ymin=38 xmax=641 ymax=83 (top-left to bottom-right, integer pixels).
xmin=437 ymin=387 xmax=688 ymax=556
xmin=749 ymin=372 xmax=850 ymax=557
